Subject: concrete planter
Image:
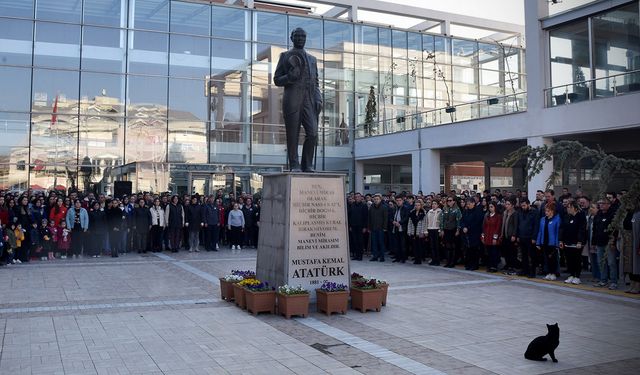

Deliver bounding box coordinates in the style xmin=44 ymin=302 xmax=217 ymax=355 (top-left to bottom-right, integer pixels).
xmin=219 ymin=278 xmax=236 ymax=301
xmin=316 ymin=289 xmax=349 ymax=316
xmin=233 ymin=283 xmax=246 ymax=309
xmin=350 ymin=288 xmax=383 ymax=313
xmin=378 ymin=283 xmax=389 ymax=306
xmin=245 ymin=290 xmax=276 ymax=316
xmin=277 ymin=293 xmax=309 ymax=319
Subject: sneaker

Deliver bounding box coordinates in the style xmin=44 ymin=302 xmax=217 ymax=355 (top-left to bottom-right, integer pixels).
xmin=237 ymin=246 xmax=241 ymax=250
xmin=564 ymin=276 xmax=574 ymax=284
xmin=231 ymin=245 xmax=236 ymax=250
xmin=92 ymin=255 xmax=97 ymax=258
xmin=61 ymin=255 xmax=67 ymax=259
xmin=543 ymin=274 xmax=551 ymax=280
xmin=15 ymin=259 xmax=22 ymax=264
xmin=593 ymin=281 xmax=607 ymax=288
xmin=608 ymin=283 xmax=618 ymax=290
xmin=216 ymin=244 xmax=220 ymax=250
xmin=572 ymin=278 xmax=581 ymax=285
xmin=195 ymin=248 xmax=200 ymax=252
xmin=11 ymin=259 xmax=16 ymax=264
xmin=549 ymin=274 xmax=556 ymax=281
xmin=188 ymin=249 xmax=193 ymax=253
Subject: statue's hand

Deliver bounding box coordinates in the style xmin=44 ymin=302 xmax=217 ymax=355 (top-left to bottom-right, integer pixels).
xmin=289 ymin=66 xmax=301 ymax=81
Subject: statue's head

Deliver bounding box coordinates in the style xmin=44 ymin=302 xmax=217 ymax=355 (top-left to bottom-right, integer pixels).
xmin=290 ymin=28 xmax=307 ymax=49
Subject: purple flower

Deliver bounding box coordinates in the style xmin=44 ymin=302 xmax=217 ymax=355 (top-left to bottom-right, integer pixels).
xmin=319 ymin=281 xmax=348 ymax=292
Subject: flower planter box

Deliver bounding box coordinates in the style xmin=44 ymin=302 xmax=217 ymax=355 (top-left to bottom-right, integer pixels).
xmin=378 ymin=283 xmax=389 ymax=306
xmin=277 ymin=293 xmax=309 ymax=319
xmin=350 ymin=288 xmax=383 ymax=313
xmin=316 ymin=289 xmax=349 ymax=316
xmin=245 ymin=290 xmax=276 ymax=316
xmin=219 ymin=278 xmax=236 ymax=301
xmin=233 ymin=283 xmax=246 ymax=309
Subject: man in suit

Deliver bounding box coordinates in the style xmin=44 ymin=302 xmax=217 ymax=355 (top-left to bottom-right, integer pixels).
xmin=273 ymin=28 xmax=322 ymax=172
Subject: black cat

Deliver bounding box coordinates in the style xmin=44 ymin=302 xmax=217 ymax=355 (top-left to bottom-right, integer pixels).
xmin=524 ymin=323 xmax=560 ymax=362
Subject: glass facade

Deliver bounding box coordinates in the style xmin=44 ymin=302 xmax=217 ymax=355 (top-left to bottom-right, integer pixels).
xmin=0 ymin=0 xmax=525 ymax=194
xmin=548 ymin=1 xmax=640 ymax=104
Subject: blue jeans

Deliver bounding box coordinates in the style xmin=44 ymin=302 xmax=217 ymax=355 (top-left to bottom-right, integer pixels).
xmin=589 ymin=251 xmax=600 ymax=280
xmin=370 ymin=229 xmax=386 ymax=259
xmin=596 ymin=245 xmax=619 ymax=283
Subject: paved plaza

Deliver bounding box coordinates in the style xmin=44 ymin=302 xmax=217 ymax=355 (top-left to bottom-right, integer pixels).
xmin=0 ymin=249 xmax=639 ymax=375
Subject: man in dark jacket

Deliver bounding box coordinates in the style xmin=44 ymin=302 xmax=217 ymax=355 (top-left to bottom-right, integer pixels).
xmin=368 ymin=194 xmax=388 ymax=262
xmin=133 ymin=199 xmax=151 ymax=253
xmin=390 ymin=196 xmax=410 ymax=263
xmin=348 ymin=193 xmax=368 ymax=261
xmin=203 ymin=196 xmax=220 ymax=251
xmin=593 ymin=198 xmax=618 ymax=289
xmin=185 ymin=196 xmax=203 ymax=252
xmin=517 ymin=199 xmax=540 ymax=277
xmin=460 ymin=197 xmax=484 ymax=270
xmin=242 ymin=198 xmax=258 ymax=248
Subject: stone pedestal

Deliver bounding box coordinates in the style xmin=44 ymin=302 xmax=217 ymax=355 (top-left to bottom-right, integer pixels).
xmin=256 ymin=173 xmax=350 ymax=301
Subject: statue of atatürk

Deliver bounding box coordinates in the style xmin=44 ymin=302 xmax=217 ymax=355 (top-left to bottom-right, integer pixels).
xmin=274 ymin=28 xmax=322 ymax=172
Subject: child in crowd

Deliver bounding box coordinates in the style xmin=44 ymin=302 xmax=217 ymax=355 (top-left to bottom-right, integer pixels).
xmin=5 ymin=222 xmax=17 ymax=265
xmin=58 ymin=221 xmax=71 ymax=259
xmin=14 ymin=222 xmax=25 ymax=264
xmin=29 ymin=221 xmax=42 ymax=261
xmin=40 ymin=219 xmax=52 ymax=261
xmin=48 ymin=219 xmax=58 ymax=260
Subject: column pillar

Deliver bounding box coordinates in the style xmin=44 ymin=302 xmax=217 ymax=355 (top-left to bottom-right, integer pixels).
xmin=354 ymin=160 xmax=364 ymax=194
xmin=412 ymin=149 xmax=440 ymax=194
xmin=348 ymin=5 xmax=358 ymax=22
xmin=484 ymin=163 xmax=491 ymax=193
xmin=527 ymin=136 xmax=554 ymax=202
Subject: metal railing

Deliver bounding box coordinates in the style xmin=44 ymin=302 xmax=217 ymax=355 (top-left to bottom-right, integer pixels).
xmin=544 ymin=70 xmax=640 ymax=108
xmin=355 ymin=92 xmax=527 ymax=138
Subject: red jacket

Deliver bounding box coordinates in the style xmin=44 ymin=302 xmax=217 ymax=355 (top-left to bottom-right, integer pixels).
xmin=482 ymin=213 xmax=503 ymax=246
xmin=50 ymin=206 xmax=68 ymax=226
xmin=218 ymin=205 xmax=225 ymax=226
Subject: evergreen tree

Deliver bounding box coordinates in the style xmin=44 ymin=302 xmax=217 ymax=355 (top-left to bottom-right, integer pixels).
xmin=364 ymin=85 xmax=377 ymax=136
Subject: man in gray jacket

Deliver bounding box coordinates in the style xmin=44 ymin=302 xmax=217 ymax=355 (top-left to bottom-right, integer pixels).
xmin=368 ymin=194 xmax=388 ymax=262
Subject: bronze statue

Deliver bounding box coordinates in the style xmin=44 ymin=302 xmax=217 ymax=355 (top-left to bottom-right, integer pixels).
xmin=274 ymin=28 xmax=322 ymax=172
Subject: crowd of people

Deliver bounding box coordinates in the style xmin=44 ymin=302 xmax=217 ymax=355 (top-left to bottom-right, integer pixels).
xmin=2 ymin=185 xmax=639 ymax=294
xmin=0 ymin=190 xmax=261 ymax=264
xmin=347 ymin=188 xmax=640 ymax=294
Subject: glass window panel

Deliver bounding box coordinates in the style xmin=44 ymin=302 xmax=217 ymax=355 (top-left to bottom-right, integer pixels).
xmin=407 ymin=32 xmax=422 ymax=60
xmin=325 ymin=21 xmax=353 ymax=52
xmin=213 ymin=39 xmax=251 ymax=81
xmin=131 ymin=0 xmax=168 ymax=31
xmin=127 ymin=75 xmax=167 ymax=117
xmin=289 ymin=16 xmax=322 ymax=49
xmin=125 ymin=117 xmax=167 ymax=163
xmin=82 ymin=26 xmax=127 ymax=73
xmin=355 ymin=25 xmax=378 ymax=55
xmin=256 ymin=11 xmax=287 ymax=45
xmin=169 ymin=78 xmax=207 ymax=121
xmin=434 ymin=36 xmax=450 ymax=64
xmin=480 ymin=69 xmax=501 ymax=96
xmin=29 ymin=165 xmax=78 ymax=192
xmin=0 ymin=18 xmax=33 ymax=66
xmin=452 ymin=38 xmax=477 ymax=67
xmin=128 ymin=31 xmax=168 ymax=75
xmin=593 ymin=1 xmax=640 ymax=93
xmin=210 ymin=121 xmax=248 ymax=164
xmin=0 ymin=112 xmax=30 ymax=162
xmin=252 ymin=43 xmax=285 ymax=85
xmin=170 ymin=34 xmax=210 ymax=78
xmin=34 ymin=22 xmax=80 ymax=69
xmin=168 ymin=119 xmax=207 ymax=163
xmin=78 ymin=115 xmax=124 ymax=167
xmin=422 ymin=34 xmax=434 ymax=55
xmin=392 ymin=30 xmax=407 ymax=58
xmin=379 ymin=28 xmax=391 ymax=56
xmin=0 ymin=67 xmax=32 ymax=112
xmin=32 ymin=69 xmax=79 ymax=114
xmin=212 ymin=6 xmax=247 ymax=40
xmin=30 ymin=112 xmax=78 ymax=166
xmin=36 ymin=0 xmax=81 ymax=23
xmin=80 ymin=72 xmax=125 ymax=116
xmin=209 ymin=80 xmax=250 ymax=124
xmin=84 ymin=0 xmax=126 ymax=27
xmin=325 ymin=50 xmax=354 ymax=91
xmin=478 ymin=42 xmax=500 ymax=66
xmin=0 ymin=0 xmax=34 ymax=18
xmin=0 ymin=163 xmax=29 ymax=192
xmin=251 ymin=84 xmax=283 ymax=127
xmin=549 ymin=19 xmax=591 ymax=87
xmin=322 ymin=90 xmax=353 ymax=147
xmin=170 ymin=0 xmax=209 ymax=35
xmin=355 ymin=54 xmax=378 ymax=93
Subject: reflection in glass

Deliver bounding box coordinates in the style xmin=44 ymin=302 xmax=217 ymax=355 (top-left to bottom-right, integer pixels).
xmin=325 ymin=50 xmax=354 ymax=91
xmin=355 ymin=54 xmax=378 ymax=93
xmin=170 ymin=0 xmax=209 ymax=35
xmin=36 ymin=0 xmax=81 ymax=23
xmin=289 ymin=16 xmax=322 ymax=49
xmin=322 ymin=90 xmax=352 ymax=148
xmin=168 ymin=119 xmax=207 ymax=163
xmin=128 ymin=30 xmax=168 ymax=75
xmin=252 ymin=43 xmax=285 ymax=86
xmin=82 ymin=26 xmax=127 ymax=73
xmin=392 ymin=30 xmax=407 ymax=59
xmin=408 ymin=32 xmax=422 ymax=60
xmin=126 ymin=117 xmax=167 ymax=163
xmin=32 ymin=68 xmax=80 ymax=114
xmin=84 ymin=0 xmax=126 ymax=27
xmin=356 ymin=25 xmax=378 ymax=55
xmin=0 ymin=67 xmax=32 ymax=112
xmin=434 ymin=36 xmax=450 ymax=64
xmin=0 ymin=0 xmax=33 ymax=18
xmin=251 ymin=84 xmax=284 ymax=130
xmin=170 ymin=34 xmax=210 ymax=78
xmin=29 ymin=164 xmax=79 ymax=192
xmin=80 ymin=72 xmax=125 ymax=116
xmin=256 ymin=11 xmax=287 ymax=46
xmin=213 ymin=39 xmax=251 ymax=80
xmin=379 ymin=28 xmax=391 ymax=56
xmin=0 ymin=112 xmax=30 ymax=163
xmin=0 ymin=163 xmax=29 ymax=192
xmin=210 ymin=121 xmax=248 ymax=165
xmin=212 ymin=6 xmax=247 ymax=40
xmin=30 ymin=113 xmax=78 ymax=167
xmin=550 ymin=19 xmax=590 ymax=87
xmin=169 ymin=78 xmax=207 ymax=121
xmin=0 ymin=18 xmax=33 ymax=66
xmin=34 ymin=22 xmax=80 ymax=69
xmin=78 ymin=115 xmax=124 ymax=169
xmin=127 ymin=75 xmax=167 ymax=116
xmin=452 ymin=39 xmax=477 ymax=67
xmin=325 ymin=21 xmax=353 ymax=52
xmin=209 ymin=80 xmax=250 ymax=124
xmin=132 ymin=0 xmax=168 ymax=31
